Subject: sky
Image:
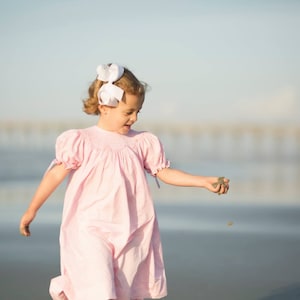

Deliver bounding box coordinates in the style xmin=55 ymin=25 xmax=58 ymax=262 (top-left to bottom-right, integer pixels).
xmin=1 ymin=0 xmax=299 ymax=124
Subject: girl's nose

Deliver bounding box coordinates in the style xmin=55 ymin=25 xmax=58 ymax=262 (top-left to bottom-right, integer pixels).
xmin=130 ymin=113 xmax=138 ymax=122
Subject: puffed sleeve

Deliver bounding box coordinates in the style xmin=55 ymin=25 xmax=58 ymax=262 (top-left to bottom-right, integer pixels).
xmin=54 ymin=129 xmax=84 ymax=170
xmin=140 ymin=132 xmax=170 ymax=176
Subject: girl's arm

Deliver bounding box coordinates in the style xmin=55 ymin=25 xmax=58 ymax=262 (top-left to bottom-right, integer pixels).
xmin=156 ymin=167 xmax=229 ymax=194
xmin=19 ymin=163 xmax=70 ymax=236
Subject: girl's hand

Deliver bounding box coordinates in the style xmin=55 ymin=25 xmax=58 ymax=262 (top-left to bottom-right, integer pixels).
xmin=206 ymin=176 xmax=230 ymax=195
xmin=19 ymin=210 xmax=36 ymax=237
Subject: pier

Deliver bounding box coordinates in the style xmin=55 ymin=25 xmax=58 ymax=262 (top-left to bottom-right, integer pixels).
xmin=0 ymin=120 xmax=299 ymax=161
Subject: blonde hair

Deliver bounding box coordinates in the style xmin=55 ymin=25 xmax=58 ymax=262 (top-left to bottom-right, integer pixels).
xmin=83 ymin=66 xmax=147 ymax=115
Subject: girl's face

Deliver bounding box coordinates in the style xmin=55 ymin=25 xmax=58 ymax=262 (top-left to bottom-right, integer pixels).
xmin=98 ymin=93 xmax=144 ymax=135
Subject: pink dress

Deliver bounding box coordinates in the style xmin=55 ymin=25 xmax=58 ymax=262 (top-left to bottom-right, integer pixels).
xmin=49 ymin=126 xmax=169 ymax=300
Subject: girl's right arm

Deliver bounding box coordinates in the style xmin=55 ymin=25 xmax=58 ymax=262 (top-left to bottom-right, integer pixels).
xmin=19 ymin=163 xmax=70 ymax=237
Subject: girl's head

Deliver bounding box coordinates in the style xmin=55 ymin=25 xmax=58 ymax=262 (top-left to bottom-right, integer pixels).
xmin=83 ymin=64 xmax=147 ymax=115
xmin=83 ymin=64 xmax=147 ymax=134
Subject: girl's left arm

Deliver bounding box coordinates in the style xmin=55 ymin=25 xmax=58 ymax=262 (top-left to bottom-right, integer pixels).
xmin=156 ymin=167 xmax=229 ymax=195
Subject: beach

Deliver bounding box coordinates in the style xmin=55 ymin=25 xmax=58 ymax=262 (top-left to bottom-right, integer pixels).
xmin=1 ymin=129 xmax=300 ymax=300
xmin=1 ymin=201 xmax=300 ymax=300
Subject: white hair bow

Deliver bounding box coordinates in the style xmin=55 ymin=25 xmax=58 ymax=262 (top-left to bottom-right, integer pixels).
xmin=96 ymin=64 xmax=125 ymax=107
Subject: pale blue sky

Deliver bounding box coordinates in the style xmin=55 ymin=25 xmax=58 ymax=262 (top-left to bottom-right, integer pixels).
xmin=1 ymin=0 xmax=299 ymax=124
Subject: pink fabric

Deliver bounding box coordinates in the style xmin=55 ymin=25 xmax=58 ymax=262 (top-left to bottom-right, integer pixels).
xmin=49 ymin=126 xmax=169 ymax=300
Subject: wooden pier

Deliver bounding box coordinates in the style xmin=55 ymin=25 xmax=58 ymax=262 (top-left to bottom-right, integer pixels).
xmin=0 ymin=120 xmax=299 ymax=161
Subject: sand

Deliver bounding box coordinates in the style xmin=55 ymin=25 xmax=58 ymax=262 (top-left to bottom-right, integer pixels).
xmin=1 ymin=203 xmax=300 ymax=300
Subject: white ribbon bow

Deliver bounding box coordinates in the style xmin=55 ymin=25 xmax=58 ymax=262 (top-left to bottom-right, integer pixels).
xmin=96 ymin=64 xmax=125 ymax=106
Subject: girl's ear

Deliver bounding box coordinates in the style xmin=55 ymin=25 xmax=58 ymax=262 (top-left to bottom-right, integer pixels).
xmin=98 ymin=104 xmax=109 ymax=115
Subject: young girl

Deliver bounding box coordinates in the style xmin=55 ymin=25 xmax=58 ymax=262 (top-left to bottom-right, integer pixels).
xmin=19 ymin=63 xmax=229 ymax=300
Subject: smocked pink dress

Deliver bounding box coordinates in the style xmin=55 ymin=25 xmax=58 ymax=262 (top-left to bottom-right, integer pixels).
xmin=49 ymin=126 xmax=169 ymax=300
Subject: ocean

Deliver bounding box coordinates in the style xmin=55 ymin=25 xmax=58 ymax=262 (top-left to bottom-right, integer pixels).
xmin=1 ymin=130 xmax=300 ymax=300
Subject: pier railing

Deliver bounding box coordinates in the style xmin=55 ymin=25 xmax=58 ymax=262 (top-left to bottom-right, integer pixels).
xmin=0 ymin=120 xmax=299 ymax=161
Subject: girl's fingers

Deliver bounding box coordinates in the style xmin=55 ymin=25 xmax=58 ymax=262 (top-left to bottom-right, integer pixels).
xmin=20 ymin=220 xmax=31 ymax=236
xmin=19 ymin=211 xmax=35 ymax=236
xmin=211 ymin=177 xmax=230 ymax=195
xmin=20 ymin=226 xmax=29 ymax=236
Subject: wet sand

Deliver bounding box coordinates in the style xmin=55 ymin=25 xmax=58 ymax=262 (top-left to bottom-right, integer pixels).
xmin=1 ymin=204 xmax=300 ymax=300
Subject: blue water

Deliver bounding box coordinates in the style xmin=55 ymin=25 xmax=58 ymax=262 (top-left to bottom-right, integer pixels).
xmin=1 ymin=146 xmax=299 ymax=192
xmin=1 ymin=146 xmax=299 ymax=236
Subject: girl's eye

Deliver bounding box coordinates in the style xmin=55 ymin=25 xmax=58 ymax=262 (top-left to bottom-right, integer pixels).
xmin=124 ymin=110 xmax=141 ymax=116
